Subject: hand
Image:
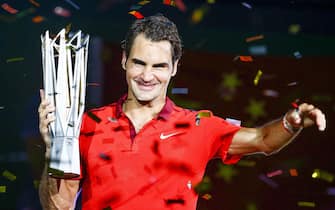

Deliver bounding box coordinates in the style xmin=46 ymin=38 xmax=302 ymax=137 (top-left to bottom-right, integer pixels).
xmin=286 ymin=103 xmax=326 ymax=131
xmin=38 ymin=89 xmax=55 ymax=156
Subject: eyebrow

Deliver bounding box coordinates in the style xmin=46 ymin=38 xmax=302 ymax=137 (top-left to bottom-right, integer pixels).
xmin=131 ymin=58 xmax=169 ymax=68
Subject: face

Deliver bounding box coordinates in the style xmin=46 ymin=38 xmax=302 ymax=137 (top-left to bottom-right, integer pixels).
xmin=122 ymin=33 xmax=178 ymax=103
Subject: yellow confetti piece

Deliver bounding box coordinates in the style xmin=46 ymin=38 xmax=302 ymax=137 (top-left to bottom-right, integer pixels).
xmin=6 ymin=57 xmax=25 ymax=63
xmin=288 ymin=24 xmax=301 ymax=35
xmin=0 ymin=186 xmax=6 ymax=193
xmin=253 ymin=69 xmax=262 ymax=86
xmin=245 ymin=34 xmax=264 ymax=43
xmin=207 ymin=0 xmax=215 ymax=4
xmin=237 ymin=160 xmax=256 ymax=167
xmin=312 ymin=169 xmax=334 ymax=183
xmin=191 ymin=7 xmax=205 ymax=24
xmin=201 ymin=193 xmax=212 ymax=200
xmin=197 ymin=111 xmax=211 ymax=118
xmin=2 ymin=170 xmax=16 ymax=181
xmin=32 ymin=15 xmax=44 ymax=23
xmin=29 ymin=0 xmax=40 ymax=7
xmin=297 ymin=201 xmax=316 ymax=207
xmin=138 ymin=0 xmax=150 ymax=5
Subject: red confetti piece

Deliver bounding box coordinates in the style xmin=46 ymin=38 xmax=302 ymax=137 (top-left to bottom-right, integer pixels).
xmin=163 ymin=0 xmax=173 ymax=5
xmin=245 ymin=34 xmax=264 ymax=43
xmin=239 ymin=56 xmax=253 ymax=62
xmin=266 ymin=169 xmax=283 ymax=178
xmin=128 ymin=10 xmax=144 ymax=19
xmin=87 ymin=83 xmax=100 ymax=86
xmin=1 ymin=3 xmax=18 ymax=14
xmin=289 ymin=168 xmax=298 ymax=176
xmin=175 ymin=0 xmax=187 ymax=12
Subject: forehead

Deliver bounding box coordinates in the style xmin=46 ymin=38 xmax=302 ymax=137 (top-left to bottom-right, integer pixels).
xmin=129 ymin=34 xmax=172 ymax=63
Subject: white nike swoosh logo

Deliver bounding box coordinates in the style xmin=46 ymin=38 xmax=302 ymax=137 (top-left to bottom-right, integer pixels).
xmin=160 ymin=131 xmax=183 ymax=140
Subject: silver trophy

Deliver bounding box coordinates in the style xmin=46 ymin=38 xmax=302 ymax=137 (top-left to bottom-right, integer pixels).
xmin=41 ymin=29 xmax=89 ymax=178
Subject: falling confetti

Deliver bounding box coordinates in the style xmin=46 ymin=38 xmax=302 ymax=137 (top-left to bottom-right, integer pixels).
xmin=207 ymin=0 xmax=215 ymax=4
xmin=191 ymin=6 xmax=208 ymax=24
xmin=262 ymin=89 xmax=279 ymax=98
xmin=221 ymin=72 xmax=241 ymax=90
xmin=245 ymin=99 xmax=266 ymax=120
xmin=138 ymin=0 xmax=150 ymax=5
xmin=1 ymin=3 xmax=18 ymax=14
xmin=312 ymin=169 xmax=334 ymax=183
xmin=241 ymin=2 xmax=252 ymax=10
xmin=2 ymin=170 xmax=16 ymax=181
xmin=128 ymin=10 xmax=144 ymax=19
xmin=87 ymin=82 xmax=101 ymax=86
xmin=266 ymin=169 xmax=283 ymax=178
xmin=171 ymin=88 xmax=188 ymax=94
xmin=293 ymin=51 xmax=302 ymax=59
xmin=0 ymin=186 xmax=6 ymax=193
xmin=297 ymin=201 xmax=316 ymax=207
xmin=6 ymin=57 xmax=24 ymax=63
xmin=253 ymin=69 xmax=262 ymax=86
xmin=246 ymin=34 xmax=264 ymax=43
xmin=248 ymin=45 xmax=267 ymax=55
xmin=287 ymin=81 xmax=298 ymax=86
xmin=130 ymin=4 xmax=142 ymax=10
xmin=195 ymin=111 xmax=211 ymax=125
xmin=29 ymin=0 xmax=40 ymax=7
xmin=63 ymin=0 xmax=80 ymax=10
xmin=32 ymin=15 xmax=44 ymax=23
xmin=216 ymin=163 xmax=238 ymax=183
xmin=175 ymin=0 xmax=187 ymax=12
xmin=54 ymin=6 xmax=71 ymax=17
xmin=201 ymin=193 xmax=212 ymax=200
xmin=288 ymin=24 xmax=301 ymax=35
xmin=239 ymin=56 xmax=253 ymax=62
xmin=163 ymin=0 xmax=175 ymax=6
xmin=289 ymin=168 xmax=298 ymax=176
xmin=16 ymin=7 xmax=35 ymax=18
xmin=237 ymin=160 xmax=256 ymax=167
xmin=258 ymin=174 xmax=278 ymax=188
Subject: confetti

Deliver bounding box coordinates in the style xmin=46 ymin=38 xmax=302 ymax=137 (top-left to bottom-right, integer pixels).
xmin=245 ymin=99 xmax=266 ymax=120
xmin=6 ymin=57 xmax=24 ymax=63
xmin=248 ymin=45 xmax=267 ymax=55
xmin=246 ymin=34 xmax=264 ymax=43
xmin=241 ymin=2 xmax=252 ymax=9
xmin=2 ymin=170 xmax=16 ymax=181
xmin=287 ymin=81 xmax=298 ymax=86
xmin=171 ymin=88 xmax=188 ymax=94
xmin=63 ymin=0 xmax=80 ymax=10
xmin=262 ymin=89 xmax=279 ymax=98
xmin=201 ymin=193 xmax=212 ymax=200
xmin=237 ymin=160 xmax=256 ymax=167
xmin=225 ymin=118 xmax=241 ymax=126
xmin=288 ymin=24 xmax=301 ymax=35
xmin=129 ymin=5 xmax=142 ymax=10
xmin=266 ymin=169 xmax=283 ymax=178
xmin=221 ymin=72 xmax=241 ymax=90
xmin=297 ymin=201 xmax=316 ymax=207
xmin=87 ymin=82 xmax=101 ymax=86
xmin=163 ymin=0 xmax=175 ymax=6
xmin=29 ymin=0 xmax=40 ymax=7
xmin=312 ymin=169 xmax=334 ymax=183
xmin=16 ymin=7 xmax=35 ymax=18
xmin=0 ymin=186 xmax=6 ymax=193
xmin=207 ymin=0 xmax=215 ymax=4
xmin=196 ymin=111 xmax=212 ymax=125
xmin=138 ymin=0 xmax=150 ymax=5
xmin=258 ymin=174 xmax=278 ymax=188
xmin=1 ymin=3 xmax=18 ymax=14
xmin=128 ymin=10 xmax=144 ymax=19
xmin=175 ymin=0 xmax=187 ymax=12
xmin=253 ymin=69 xmax=262 ymax=86
xmin=326 ymin=187 xmax=335 ymax=196
xmin=293 ymin=51 xmax=302 ymax=59
xmin=289 ymin=168 xmax=298 ymax=176
xmin=32 ymin=15 xmax=44 ymax=23
xmin=239 ymin=56 xmax=253 ymax=62
xmin=54 ymin=6 xmax=71 ymax=17
xmin=216 ymin=163 xmax=238 ymax=183
xmin=191 ymin=7 xmax=207 ymax=24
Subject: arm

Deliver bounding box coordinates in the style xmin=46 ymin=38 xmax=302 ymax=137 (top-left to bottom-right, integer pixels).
xmin=228 ymin=103 xmax=326 ymax=156
xmin=38 ymin=89 xmax=79 ymax=209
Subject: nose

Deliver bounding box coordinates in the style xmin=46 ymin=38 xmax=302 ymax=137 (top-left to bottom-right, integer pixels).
xmin=141 ymin=67 xmax=154 ymax=82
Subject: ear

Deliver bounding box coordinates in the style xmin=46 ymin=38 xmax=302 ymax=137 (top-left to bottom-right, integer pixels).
xmin=121 ymin=51 xmax=127 ymax=70
xmin=171 ymin=60 xmax=179 ymax=77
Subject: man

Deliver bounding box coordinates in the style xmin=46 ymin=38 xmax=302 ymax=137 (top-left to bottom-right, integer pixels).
xmin=38 ymin=14 xmax=326 ymax=210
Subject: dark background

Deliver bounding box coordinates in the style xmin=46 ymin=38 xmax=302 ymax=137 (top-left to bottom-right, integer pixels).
xmin=0 ymin=0 xmax=334 ymax=209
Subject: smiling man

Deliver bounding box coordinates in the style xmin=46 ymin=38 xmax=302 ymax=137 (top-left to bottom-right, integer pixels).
xmin=38 ymin=14 xmax=326 ymax=210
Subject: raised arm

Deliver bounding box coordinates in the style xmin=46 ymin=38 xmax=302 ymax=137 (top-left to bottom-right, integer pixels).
xmin=228 ymin=103 xmax=326 ymax=156
xmin=38 ymin=89 xmax=79 ymax=209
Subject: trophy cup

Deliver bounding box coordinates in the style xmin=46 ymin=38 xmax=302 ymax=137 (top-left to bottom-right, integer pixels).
xmin=41 ymin=29 xmax=89 ymax=178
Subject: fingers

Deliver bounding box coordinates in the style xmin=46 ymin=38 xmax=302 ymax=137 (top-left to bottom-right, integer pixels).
xmin=298 ymin=103 xmax=326 ymax=131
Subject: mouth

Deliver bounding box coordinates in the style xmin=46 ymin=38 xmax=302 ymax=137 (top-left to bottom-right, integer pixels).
xmin=135 ymin=81 xmax=158 ymax=91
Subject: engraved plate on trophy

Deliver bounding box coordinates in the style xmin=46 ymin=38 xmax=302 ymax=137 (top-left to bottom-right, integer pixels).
xmin=41 ymin=29 xmax=89 ymax=178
